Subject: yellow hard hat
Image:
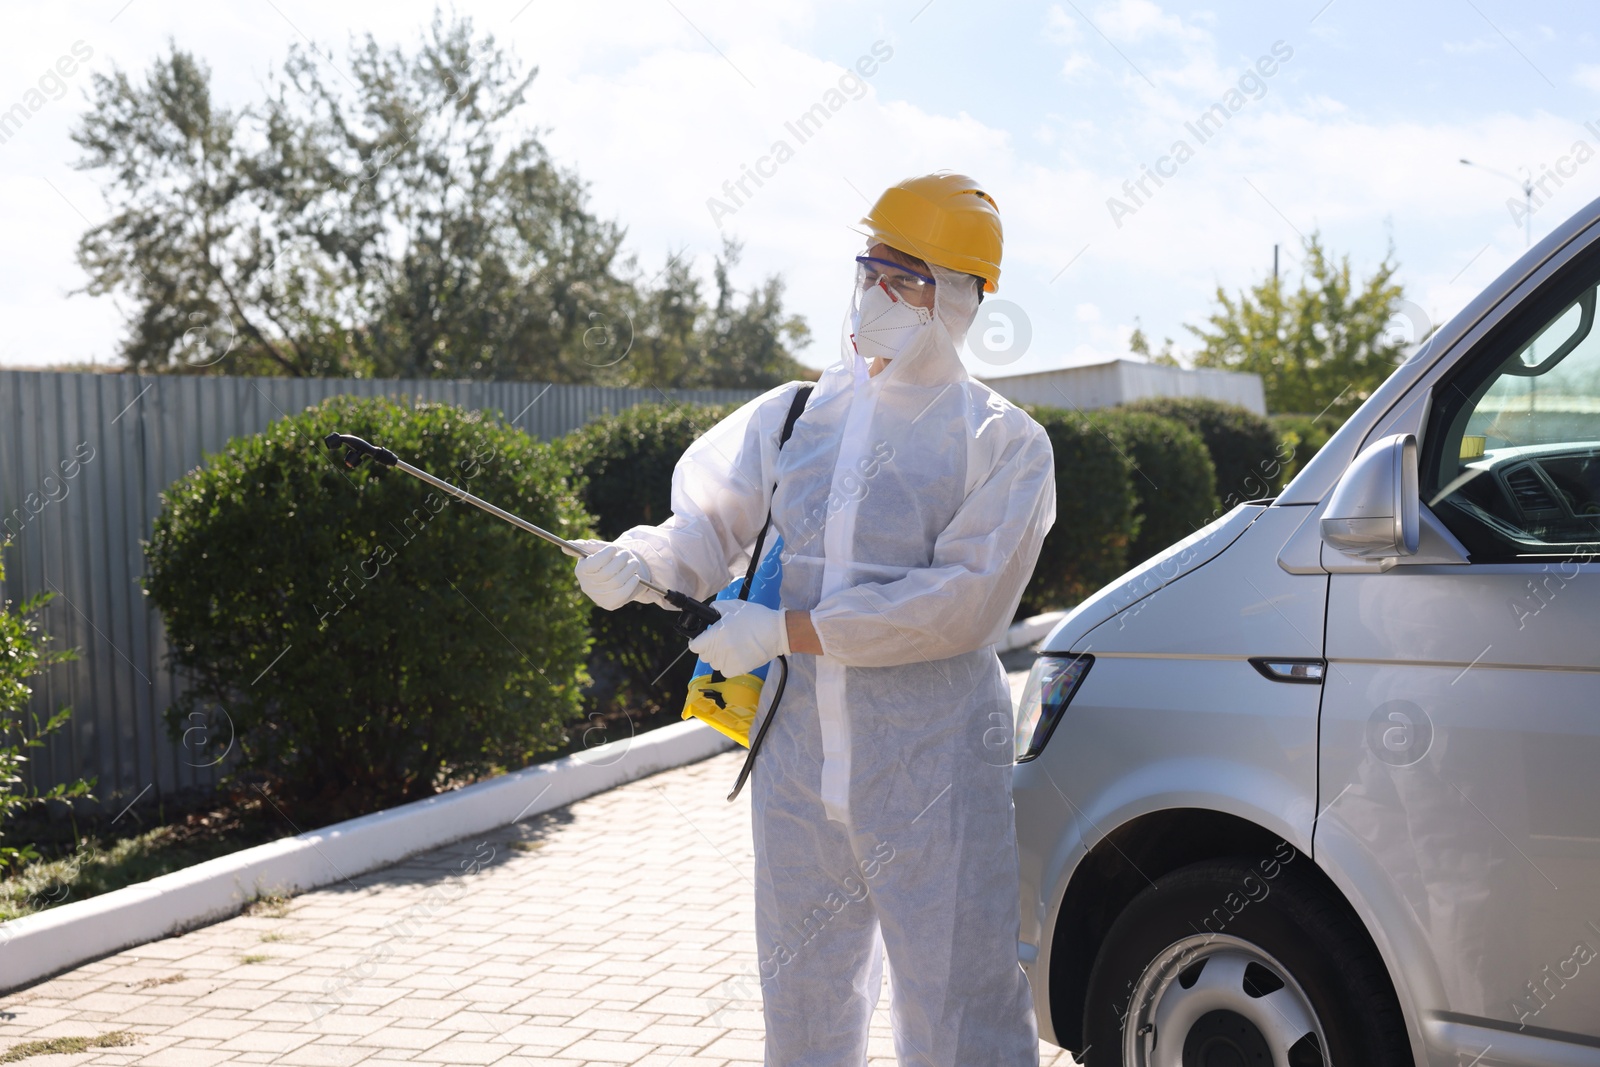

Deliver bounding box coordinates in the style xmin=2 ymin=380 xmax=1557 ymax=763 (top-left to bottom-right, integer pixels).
xmin=858 ymin=172 xmax=1003 ymax=292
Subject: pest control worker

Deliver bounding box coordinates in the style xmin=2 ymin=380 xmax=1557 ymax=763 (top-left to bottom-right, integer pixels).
xmin=575 ymin=172 xmax=1056 ymax=1066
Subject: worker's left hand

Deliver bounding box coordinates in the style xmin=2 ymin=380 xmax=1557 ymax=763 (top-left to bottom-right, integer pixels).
xmin=689 ymin=600 xmax=789 ymax=677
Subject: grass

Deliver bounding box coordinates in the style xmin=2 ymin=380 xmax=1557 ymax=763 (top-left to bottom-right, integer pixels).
xmin=259 ymin=931 xmax=286 ymax=942
xmin=0 ymin=791 xmax=300 ymax=923
xmin=0 ymin=1031 xmax=136 ymax=1062
xmin=0 ymin=701 xmax=632 ymax=922
xmin=242 ymin=889 xmax=292 ymax=919
xmin=238 ymin=953 xmax=270 ymax=965
xmin=1 ymin=831 xmax=159 ymax=921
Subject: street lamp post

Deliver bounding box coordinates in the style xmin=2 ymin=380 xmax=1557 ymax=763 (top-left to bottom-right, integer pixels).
xmin=1460 ymin=157 xmax=1534 ymax=248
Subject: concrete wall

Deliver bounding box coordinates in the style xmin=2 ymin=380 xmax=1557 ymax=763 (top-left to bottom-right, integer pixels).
xmin=980 ymin=358 xmax=1267 ymax=415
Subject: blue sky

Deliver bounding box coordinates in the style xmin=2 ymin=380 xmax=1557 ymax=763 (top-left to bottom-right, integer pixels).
xmin=4 ymin=1 xmax=1600 ymax=380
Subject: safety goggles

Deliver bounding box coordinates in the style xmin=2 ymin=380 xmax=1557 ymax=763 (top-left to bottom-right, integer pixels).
xmin=855 ymin=256 xmax=936 ymax=302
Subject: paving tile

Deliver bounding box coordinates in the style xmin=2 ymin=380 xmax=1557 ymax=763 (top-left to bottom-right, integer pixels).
xmin=494 ymin=1021 xmax=587 ymax=1047
xmin=431 ymin=1008 xmax=516 ymax=1036
xmin=190 ymin=988 xmax=282 ymax=1011
xmin=455 ymin=984 xmax=538 ymax=1007
xmin=0 ymin=1005 xmax=81 ymax=1031
xmin=566 ymin=1008 xmax=657 ymax=1033
xmin=700 ymin=1033 xmax=767 ymax=1061
xmin=5 ymin=750 xmax=1081 ymax=1067
xmin=299 ymin=1013 xmax=394 ymax=1038
xmin=350 ymin=1025 xmax=447 ymax=1051
xmin=630 ymin=1020 xmax=718 ymax=1047
xmin=633 ymin=1052 xmax=717 ymax=1067
xmin=160 ymin=1017 xmax=262 ymax=1041
xmin=558 ymin=1037 xmax=659 ymax=1064
xmin=216 ymin=1028 xmax=317 ymax=1054
xmin=269 ymin=1041 xmax=378 ymax=1067
xmin=133 ymin=1048 xmax=242 ymax=1067
xmin=405 ymin=1038 xmax=514 ymax=1064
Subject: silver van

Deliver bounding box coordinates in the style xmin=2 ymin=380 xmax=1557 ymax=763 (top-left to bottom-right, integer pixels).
xmin=1013 ymin=197 xmax=1600 ymax=1067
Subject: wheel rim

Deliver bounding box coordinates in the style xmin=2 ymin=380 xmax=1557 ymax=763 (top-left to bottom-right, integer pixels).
xmin=1121 ymin=934 xmax=1330 ymax=1067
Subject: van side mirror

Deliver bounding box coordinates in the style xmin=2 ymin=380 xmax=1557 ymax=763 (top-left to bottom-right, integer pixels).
xmin=1321 ymin=433 xmax=1420 ymax=559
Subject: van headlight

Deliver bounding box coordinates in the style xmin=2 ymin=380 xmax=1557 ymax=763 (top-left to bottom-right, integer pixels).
xmin=1014 ymin=654 xmax=1094 ymax=763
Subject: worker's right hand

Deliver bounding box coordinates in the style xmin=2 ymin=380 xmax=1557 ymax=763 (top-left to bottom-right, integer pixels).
xmin=573 ymin=541 xmax=665 ymax=610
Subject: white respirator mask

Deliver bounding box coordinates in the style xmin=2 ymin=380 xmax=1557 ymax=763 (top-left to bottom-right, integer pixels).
xmin=850 ymin=258 xmax=936 ymax=363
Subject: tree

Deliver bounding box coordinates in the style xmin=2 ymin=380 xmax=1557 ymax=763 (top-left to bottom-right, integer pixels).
xmin=1128 ymin=321 xmax=1180 ymax=367
xmin=1186 ymin=234 xmax=1408 ymax=420
xmin=614 ymin=239 xmax=810 ymax=389
xmin=71 ymin=13 xmax=808 ymax=387
xmin=696 ymin=241 xmax=812 ymax=389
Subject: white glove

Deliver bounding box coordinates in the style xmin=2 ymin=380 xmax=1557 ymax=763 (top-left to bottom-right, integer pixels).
xmin=572 ymin=540 xmax=666 ymax=610
xmin=688 ymin=600 xmax=789 ymax=677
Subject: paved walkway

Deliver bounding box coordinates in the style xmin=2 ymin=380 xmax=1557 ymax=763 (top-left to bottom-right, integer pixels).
xmin=1 ymin=746 xmax=1080 ymax=1066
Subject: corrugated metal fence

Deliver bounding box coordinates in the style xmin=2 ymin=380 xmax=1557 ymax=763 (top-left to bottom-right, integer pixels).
xmin=0 ymin=371 xmax=756 ymax=804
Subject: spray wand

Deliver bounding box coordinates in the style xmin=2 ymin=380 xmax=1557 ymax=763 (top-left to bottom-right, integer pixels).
xmin=322 ymin=432 xmax=721 ymax=638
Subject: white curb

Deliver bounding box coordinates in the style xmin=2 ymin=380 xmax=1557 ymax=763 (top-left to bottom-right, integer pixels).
xmin=0 ymin=719 xmax=736 ymax=993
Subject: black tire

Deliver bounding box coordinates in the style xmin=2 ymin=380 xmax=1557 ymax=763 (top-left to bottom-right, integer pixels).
xmin=1081 ymin=856 xmax=1410 ymax=1067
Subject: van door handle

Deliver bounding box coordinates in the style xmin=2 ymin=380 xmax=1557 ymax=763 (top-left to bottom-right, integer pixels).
xmin=1249 ymin=657 xmax=1325 ymax=684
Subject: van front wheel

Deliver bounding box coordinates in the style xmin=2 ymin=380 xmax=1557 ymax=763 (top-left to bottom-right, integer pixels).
xmin=1081 ymin=857 xmax=1409 ymax=1067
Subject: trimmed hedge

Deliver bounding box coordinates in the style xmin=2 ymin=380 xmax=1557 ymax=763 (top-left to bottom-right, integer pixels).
xmin=1094 ymin=410 xmax=1219 ymax=566
xmin=1019 ymin=408 xmax=1139 ymax=616
xmin=1121 ymin=397 xmax=1283 ymax=509
xmin=562 ymin=397 xmax=1219 ymax=649
xmin=144 ymin=396 xmax=592 ymax=815
xmin=560 ymin=401 xmax=737 ymax=719
xmin=566 ymin=399 xmax=1133 ymax=673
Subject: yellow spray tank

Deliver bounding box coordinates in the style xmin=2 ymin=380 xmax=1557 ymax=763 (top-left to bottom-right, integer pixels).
xmin=681 ymin=382 xmax=811 ymax=800
xmin=681 ymin=536 xmax=785 ymax=748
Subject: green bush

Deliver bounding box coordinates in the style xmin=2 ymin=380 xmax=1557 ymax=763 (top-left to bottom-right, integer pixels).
xmin=0 ymin=551 xmax=91 ymax=873
xmin=1121 ymin=397 xmax=1284 ymax=509
xmin=1271 ymin=414 xmax=1337 ymax=490
xmin=1018 ymin=409 xmax=1140 ymax=615
xmin=1095 ymin=410 xmax=1219 ymax=566
xmin=559 ymin=401 xmax=737 ymax=718
xmin=144 ymin=396 xmax=592 ymax=815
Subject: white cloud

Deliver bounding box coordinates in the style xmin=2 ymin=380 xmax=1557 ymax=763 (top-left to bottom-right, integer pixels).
xmin=1044 ymin=5 xmax=1082 ymax=45
xmin=1060 ymin=53 xmax=1095 ymax=79
xmin=1443 ymin=38 xmax=1495 ymax=56
xmin=1095 ymin=0 xmax=1208 ymax=45
xmin=1299 ymin=94 xmax=1350 ymax=118
xmin=1044 ymin=6 xmax=1097 ymax=81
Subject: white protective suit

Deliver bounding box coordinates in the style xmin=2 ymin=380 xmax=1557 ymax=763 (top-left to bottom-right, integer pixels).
xmin=616 ymin=259 xmax=1056 ymax=1065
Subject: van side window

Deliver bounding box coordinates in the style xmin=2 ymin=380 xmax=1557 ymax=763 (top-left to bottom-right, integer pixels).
xmin=1423 ymin=269 xmax=1600 ymax=562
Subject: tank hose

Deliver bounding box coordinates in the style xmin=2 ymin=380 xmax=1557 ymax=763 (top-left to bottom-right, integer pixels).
xmin=726 ymin=654 xmax=787 ymax=801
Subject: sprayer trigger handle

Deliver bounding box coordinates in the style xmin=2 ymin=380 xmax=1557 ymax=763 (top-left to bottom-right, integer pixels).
xmin=666 ymin=591 xmax=720 ymax=638
xmin=323 ymin=432 xmax=399 ymax=468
